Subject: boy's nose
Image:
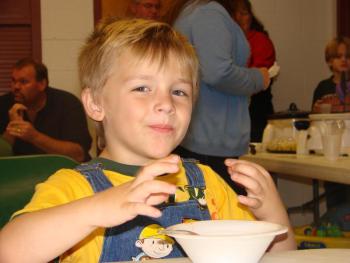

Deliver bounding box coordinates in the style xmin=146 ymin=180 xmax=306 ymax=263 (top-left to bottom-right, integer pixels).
xmin=155 ymin=93 xmax=175 ymax=114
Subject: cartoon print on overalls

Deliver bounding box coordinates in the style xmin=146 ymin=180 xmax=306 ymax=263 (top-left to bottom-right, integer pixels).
xmin=185 ymin=185 xmax=207 ymax=209
xmin=75 ymin=158 xmax=211 ymax=262
xmin=132 ymin=224 xmax=174 ymax=261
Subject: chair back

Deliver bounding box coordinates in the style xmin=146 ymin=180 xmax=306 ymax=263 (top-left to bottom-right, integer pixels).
xmin=0 ymin=154 xmax=78 ymax=227
xmin=0 ymin=137 xmax=12 ymax=157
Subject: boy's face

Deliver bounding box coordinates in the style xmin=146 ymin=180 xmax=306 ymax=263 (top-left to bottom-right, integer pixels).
xmin=328 ymin=43 xmax=350 ymax=74
xmin=99 ymin=51 xmax=193 ymax=165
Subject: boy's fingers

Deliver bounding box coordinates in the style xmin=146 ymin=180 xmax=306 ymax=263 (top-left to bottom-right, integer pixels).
xmin=226 ymin=159 xmax=261 ymax=173
xmin=132 ymin=180 xmax=176 ymax=201
xmin=127 ymin=203 xmax=162 ymax=218
xmin=237 ymin=195 xmax=262 ymax=210
xmin=226 ymin=159 xmax=270 ymax=187
xmin=146 ymin=193 xmax=170 ymax=206
xmin=231 ymin=172 xmax=261 ymax=195
xmin=134 ymin=160 xmax=180 ymax=184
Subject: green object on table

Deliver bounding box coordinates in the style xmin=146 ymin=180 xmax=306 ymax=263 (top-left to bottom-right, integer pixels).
xmin=326 ymin=224 xmax=343 ymax=237
xmin=316 ymin=225 xmax=327 ymax=237
xmin=0 ymin=154 xmax=78 ymax=228
xmin=0 ymin=137 xmax=13 ymax=157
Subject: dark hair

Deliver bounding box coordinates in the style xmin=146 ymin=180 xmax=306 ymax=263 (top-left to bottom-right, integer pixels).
xmin=233 ymin=0 xmax=268 ymax=35
xmin=163 ymin=0 xmax=235 ymax=25
xmin=13 ymin=58 xmax=49 ymax=84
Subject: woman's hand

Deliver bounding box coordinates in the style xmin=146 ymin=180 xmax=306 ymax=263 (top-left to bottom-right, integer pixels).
xmin=258 ymin=67 xmax=271 ymax=90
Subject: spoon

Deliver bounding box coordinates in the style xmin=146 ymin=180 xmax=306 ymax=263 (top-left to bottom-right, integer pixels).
xmin=158 ymin=229 xmax=199 ymax=236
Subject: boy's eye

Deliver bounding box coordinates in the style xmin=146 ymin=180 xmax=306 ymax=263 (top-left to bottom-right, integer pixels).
xmin=336 ymin=54 xmax=350 ymax=59
xmin=172 ymin=89 xmax=188 ymax=97
xmin=133 ymin=86 xmax=150 ymax=92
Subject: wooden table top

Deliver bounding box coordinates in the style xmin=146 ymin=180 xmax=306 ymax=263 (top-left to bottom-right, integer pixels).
xmin=240 ymin=152 xmax=350 ymax=184
xmin=118 ymin=249 xmax=350 ymax=262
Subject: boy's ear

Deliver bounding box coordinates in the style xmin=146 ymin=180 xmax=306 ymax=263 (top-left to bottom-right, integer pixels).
xmin=81 ymin=88 xmax=104 ymax=121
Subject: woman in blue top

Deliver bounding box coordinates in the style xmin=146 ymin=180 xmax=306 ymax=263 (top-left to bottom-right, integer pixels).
xmin=164 ymin=0 xmax=270 ymax=194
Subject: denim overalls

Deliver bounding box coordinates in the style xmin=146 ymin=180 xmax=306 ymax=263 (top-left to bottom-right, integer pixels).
xmin=76 ymin=159 xmax=211 ymax=262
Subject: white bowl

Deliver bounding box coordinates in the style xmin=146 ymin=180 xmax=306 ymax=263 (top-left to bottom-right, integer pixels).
xmin=166 ymin=220 xmax=288 ymax=263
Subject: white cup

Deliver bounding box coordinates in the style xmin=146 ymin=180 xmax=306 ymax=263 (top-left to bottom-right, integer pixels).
xmin=320 ymin=120 xmax=345 ymax=161
xmin=296 ymin=130 xmax=309 ymax=155
xmin=321 ymin=134 xmax=343 ymax=161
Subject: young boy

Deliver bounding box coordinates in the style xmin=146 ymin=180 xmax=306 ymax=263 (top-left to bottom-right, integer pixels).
xmin=312 ymin=36 xmax=350 ymax=113
xmin=0 ymin=18 xmax=295 ymax=262
xmin=311 ymin=37 xmax=350 ymax=211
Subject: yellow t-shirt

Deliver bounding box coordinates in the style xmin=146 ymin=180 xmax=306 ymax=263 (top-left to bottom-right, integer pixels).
xmin=14 ymin=158 xmax=254 ymax=262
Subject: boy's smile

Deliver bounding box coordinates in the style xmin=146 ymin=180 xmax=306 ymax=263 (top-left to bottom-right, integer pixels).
xmin=98 ymin=51 xmax=194 ymax=165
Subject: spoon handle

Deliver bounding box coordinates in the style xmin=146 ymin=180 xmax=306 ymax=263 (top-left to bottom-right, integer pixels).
xmin=159 ymin=229 xmax=198 ymax=236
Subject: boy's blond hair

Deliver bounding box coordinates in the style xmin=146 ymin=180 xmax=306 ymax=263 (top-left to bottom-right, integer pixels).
xmin=78 ymin=17 xmax=199 ymax=100
xmin=325 ymin=36 xmax=350 ymax=70
xmin=78 ymin=18 xmax=199 ymax=149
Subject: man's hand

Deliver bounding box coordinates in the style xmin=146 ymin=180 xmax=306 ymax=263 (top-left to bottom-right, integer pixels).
xmin=6 ymin=120 xmax=37 ymax=142
xmin=8 ymin=103 xmax=27 ymax=121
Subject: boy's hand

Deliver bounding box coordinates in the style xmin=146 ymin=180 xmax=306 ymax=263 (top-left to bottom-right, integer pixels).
xmin=90 ymin=155 xmax=179 ymax=228
xmin=225 ymin=159 xmax=297 ymax=251
xmin=224 ymin=159 xmax=285 ymax=221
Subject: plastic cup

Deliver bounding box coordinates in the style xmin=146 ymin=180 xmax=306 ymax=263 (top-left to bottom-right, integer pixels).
xmin=320 ymin=120 xmax=345 ymax=161
xmin=296 ymin=130 xmax=308 ymax=156
xmin=321 ymin=134 xmax=343 ymax=161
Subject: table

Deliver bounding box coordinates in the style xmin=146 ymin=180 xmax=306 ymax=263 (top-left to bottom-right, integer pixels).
xmin=240 ymin=153 xmax=350 ymax=185
xmin=240 ymin=152 xmax=350 ymax=221
xmin=260 ymin=248 xmax=350 ymax=262
xmin=118 ymin=249 xmax=350 ymax=262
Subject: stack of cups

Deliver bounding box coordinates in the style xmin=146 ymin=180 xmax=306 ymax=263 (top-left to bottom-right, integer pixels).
xmin=320 ymin=120 xmax=345 ymax=161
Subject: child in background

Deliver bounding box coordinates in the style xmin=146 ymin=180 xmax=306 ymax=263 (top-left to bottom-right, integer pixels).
xmin=312 ymin=37 xmax=350 ymax=211
xmin=312 ymin=37 xmax=350 ymax=113
xmin=0 ymin=18 xmax=296 ymax=262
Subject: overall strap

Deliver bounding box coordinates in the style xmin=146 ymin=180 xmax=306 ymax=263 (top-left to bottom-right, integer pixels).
xmin=75 ymin=162 xmax=113 ymax=193
xmin=182 ymin=158 xmax=206 ymax=188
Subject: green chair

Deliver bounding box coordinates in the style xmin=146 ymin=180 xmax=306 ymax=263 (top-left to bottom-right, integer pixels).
xmin=0 ymin=154 xmax=78 ymax=228
xmin=0 ymin=137 xmax=13 ymax=157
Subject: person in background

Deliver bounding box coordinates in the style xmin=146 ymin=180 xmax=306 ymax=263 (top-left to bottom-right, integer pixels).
xmin=0 ymin=58 xmax=92 ymax=162
xmin=0 ymin=18 xmax=295 ymax=263
xmin=312 ymin=37 xmax=350 ymax=113
xmin=164 ymin=0 xmax=271 ymax=194
xmin=311 ymin=37 xmax=350 ymax=210
xmin=233 ymin=0 xmax=276 ymax=142
xmin=129 ymin=0 xmax=161 ymax=20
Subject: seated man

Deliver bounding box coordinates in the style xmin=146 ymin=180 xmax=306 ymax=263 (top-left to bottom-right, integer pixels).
xmin=129 ymin=0 xmax=161 ymax=20
xmin=0 ymin=58 xmax=92 ymax=162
